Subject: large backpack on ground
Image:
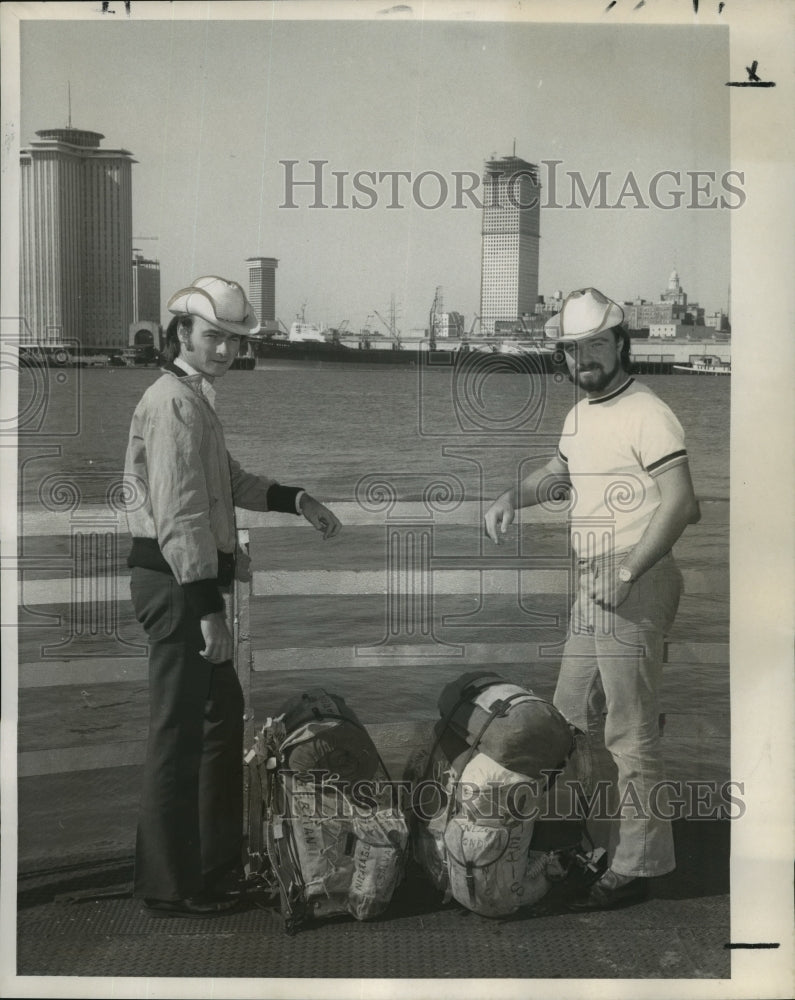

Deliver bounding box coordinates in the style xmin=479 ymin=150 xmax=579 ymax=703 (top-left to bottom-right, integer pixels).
xmin=245 ymin=688 xmax=409 ymax=934
xmin=409 ymin=671 xmax=575 ymax=918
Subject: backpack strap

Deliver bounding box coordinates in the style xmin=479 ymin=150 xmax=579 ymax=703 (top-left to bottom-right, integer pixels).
xmin=442 ymin=691 xmax=530 ymax=824
xmin=471 ymin=689 xmax=576 ymax=793
xmin=442 ymin=822 xmax=513 ymax=906
xmin=421 ymin=675 xmax=505 ymax=782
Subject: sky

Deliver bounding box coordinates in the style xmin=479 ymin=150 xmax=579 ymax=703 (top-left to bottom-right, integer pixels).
xmin=17 ymin=9 xmax=732 ymax=334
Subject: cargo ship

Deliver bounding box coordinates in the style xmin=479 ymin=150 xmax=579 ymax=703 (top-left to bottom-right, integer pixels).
xmin=250 ymin=300 xmax=561 ymax=371
xmin=250 ymin=328 xmax=734 ymax=376
xmin=251 ymin=332 xmax=561 ymax=371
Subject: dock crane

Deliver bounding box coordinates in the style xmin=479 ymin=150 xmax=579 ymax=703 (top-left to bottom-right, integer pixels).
xmin=428 ymin=286 xmax=444 ymax=350
xmin=374 ymin=310 xmax=402 ymax=350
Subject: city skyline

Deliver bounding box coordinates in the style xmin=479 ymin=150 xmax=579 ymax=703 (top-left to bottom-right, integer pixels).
xmin=15 ymin=117 xmax=725 ymax=351
xmin=16 ymin=16 xmax=733 ymax=335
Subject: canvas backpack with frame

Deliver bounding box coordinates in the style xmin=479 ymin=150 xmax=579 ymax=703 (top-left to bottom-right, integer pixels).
xmin=245 ymin=688 xmax=410 ymax=934
xmin=409 ymin=671 xmax=576 ymax=918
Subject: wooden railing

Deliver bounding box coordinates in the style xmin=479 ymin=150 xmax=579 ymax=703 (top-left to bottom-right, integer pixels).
xmin=17 ymin=503 xmax=729 ymax=783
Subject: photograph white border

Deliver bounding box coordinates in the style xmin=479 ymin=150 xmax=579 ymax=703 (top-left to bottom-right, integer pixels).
xmin=1 ymin=2 xmax=793 ymax=998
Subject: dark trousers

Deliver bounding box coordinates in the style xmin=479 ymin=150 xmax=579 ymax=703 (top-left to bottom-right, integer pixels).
xmin=130 ymin=567 xmax=244 ymax=900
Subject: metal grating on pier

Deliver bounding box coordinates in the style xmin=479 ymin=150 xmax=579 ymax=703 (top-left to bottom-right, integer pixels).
xmin=17 ymin=857 xmax=730 ymax=980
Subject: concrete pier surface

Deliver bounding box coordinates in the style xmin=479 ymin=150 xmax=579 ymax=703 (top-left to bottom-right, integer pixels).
xmin=8 ymin=501 xmax=750 ymax=992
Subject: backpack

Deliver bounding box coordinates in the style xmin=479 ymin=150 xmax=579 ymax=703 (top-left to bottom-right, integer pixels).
xmin=245 ymin=688 xmax=409 ymax=934
xmin=409 ymin=671 xmax=575 ymax=918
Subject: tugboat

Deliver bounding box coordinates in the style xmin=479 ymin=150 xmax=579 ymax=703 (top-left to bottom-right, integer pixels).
xmin=672 ymin=354 xmax=731 ymax=376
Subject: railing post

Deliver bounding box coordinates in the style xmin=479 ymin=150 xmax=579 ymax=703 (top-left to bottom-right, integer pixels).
xmin=234 ymin=527 xmax=254 ymax=742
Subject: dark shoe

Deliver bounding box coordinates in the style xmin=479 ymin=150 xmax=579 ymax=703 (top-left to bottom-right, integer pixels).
xmin=549 ymin=845 xmax=608 ymax=888
xmin=569 ymin=869 xmax=650 ymax=912
xmin=143 ymin=894 xmax=240 ymax=918
xmin=204 ymin=867 xmax=252 ymax=901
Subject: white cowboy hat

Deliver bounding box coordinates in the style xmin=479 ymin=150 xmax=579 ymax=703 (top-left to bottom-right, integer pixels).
xmin=167 ymin=275 xmax=260 ymax=336
xmin=544 ymin=287 xmax=624 ymax=342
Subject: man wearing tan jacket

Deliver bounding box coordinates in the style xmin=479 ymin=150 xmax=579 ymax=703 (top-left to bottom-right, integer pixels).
xmin=124 ymin=275 xmax=341 ymax=917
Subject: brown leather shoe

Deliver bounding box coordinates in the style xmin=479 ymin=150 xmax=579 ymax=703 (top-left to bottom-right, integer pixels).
xmin=143 ymin=894 xmax=240 ymax=918
xmin=569 ymin=869 xmax=650 ymax=911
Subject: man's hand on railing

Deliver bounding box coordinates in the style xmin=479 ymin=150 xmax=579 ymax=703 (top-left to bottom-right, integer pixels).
xmin=234 ymin=545 xmax=252 ymax=583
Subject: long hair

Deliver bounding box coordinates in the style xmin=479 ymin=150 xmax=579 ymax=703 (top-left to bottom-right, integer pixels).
xmin=162 ymin=315 xmax=193 ymax=363
xmin=161 ymin=315 xmax=248 ymax=363
xmin=612 ymin=324 xmax=632 ymax=372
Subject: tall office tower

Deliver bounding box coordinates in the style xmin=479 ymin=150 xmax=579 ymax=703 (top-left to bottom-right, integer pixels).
xmin=246 ymin=256 xmax=279 ymax=324
xmin=479 ymin=155 xmax=542 ymax=337
xmin=132 ymin=254 xmax=161 ymax=324
xmin=20 ymin=126 xmax=136 ymax=349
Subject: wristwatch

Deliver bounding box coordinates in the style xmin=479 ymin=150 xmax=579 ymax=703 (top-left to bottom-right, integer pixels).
xmin=617 ymin=565 xmax=634 ymax=584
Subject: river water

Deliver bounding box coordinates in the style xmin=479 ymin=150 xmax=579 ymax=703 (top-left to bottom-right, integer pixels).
xmin=17 ymin=364 xmax=730 ymax=511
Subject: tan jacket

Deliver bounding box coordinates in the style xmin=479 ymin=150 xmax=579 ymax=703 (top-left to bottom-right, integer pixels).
xmin=123 ymin=367 xmax=280 ymax=587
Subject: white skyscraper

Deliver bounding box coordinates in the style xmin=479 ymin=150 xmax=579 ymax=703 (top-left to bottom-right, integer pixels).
xmin=479 ymin=155 xmax=542 ymax=337
xmin=20 ymin=126 xmax=136 ymax=349
xmin=246 ymin=256 xmax=279 ymax=325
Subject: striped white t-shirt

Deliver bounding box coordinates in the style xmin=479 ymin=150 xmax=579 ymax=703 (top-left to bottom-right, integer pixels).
xmin=556 ymin=378 xmax=688 ymax=558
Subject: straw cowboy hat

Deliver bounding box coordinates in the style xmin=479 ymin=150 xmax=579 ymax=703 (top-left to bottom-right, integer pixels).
xmin=167 ymin=275 xmax=260 ymax=337
xmin=544 ymin=287 xmax=624 ymax=342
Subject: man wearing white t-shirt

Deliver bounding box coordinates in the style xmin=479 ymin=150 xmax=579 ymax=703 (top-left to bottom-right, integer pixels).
xmin=484 ymin=287 xmax=700 ymax=911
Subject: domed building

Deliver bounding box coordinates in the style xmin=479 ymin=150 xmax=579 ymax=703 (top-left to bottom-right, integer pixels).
xmin=661 ymin=268 xmax=688 ymax=308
